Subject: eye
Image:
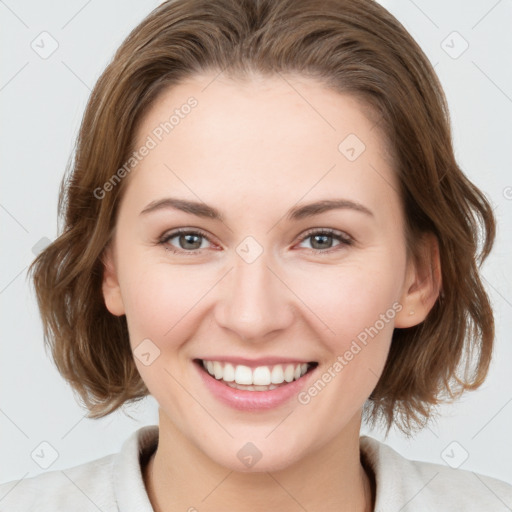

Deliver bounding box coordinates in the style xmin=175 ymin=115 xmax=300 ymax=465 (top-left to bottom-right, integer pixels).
xmin=158 ymin=227 xmax=353 ymax=256
xmin=296 ymin=228 xmax=353 ymax=254
xmin=158 ymin=228 xmax=215 ymax=255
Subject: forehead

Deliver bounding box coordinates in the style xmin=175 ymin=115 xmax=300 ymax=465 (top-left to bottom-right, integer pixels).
xmin=123 ymin=73 xmax=398 ymax=218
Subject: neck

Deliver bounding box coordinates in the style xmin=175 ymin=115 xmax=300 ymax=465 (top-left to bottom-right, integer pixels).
xmin=143 ymin=410 xmax=375 ymax=512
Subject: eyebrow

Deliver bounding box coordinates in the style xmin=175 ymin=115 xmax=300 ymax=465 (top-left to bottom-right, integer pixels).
xmin=139 ymin=197 xmax=374 ymax=221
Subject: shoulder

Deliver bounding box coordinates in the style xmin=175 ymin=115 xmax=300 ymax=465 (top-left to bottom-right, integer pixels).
xmin=0 ymin=454 xmax=116 ymax=512
xmin=0 ymin=424 xmax=158 ymax=512
xmin=360 ymin=436 xmax=512 ymax=512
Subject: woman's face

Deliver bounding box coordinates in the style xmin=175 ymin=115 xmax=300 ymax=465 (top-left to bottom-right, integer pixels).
xmin=102 ymin=73 xmax=425 ymax=471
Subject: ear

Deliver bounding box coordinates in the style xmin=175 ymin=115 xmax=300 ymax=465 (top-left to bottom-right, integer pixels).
xmin=101 ymin=243 xmax=126 ymax=316
xmin=394 ymin=232 xmax=442 ymax=328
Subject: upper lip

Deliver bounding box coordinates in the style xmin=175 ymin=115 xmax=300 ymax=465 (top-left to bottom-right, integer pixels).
xmin=196 ymin=357 xmax=317 ymax=368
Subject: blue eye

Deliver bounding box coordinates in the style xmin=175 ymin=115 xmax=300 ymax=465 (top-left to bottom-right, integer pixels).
xmin=158 ymin=228 xmax=353 ymax=255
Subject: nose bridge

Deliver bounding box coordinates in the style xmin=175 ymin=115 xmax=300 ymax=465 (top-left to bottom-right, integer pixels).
xmin=215 ymin=243 xmax=294 ymax=341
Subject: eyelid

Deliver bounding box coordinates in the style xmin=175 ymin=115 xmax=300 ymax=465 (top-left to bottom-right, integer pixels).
xmin=158 ymin=227 xmax=353 ymax=255
xmin=158 ymin=227 xmax=218 ymax=251
xmin=296 ymin=227 xmax=353 ymax=244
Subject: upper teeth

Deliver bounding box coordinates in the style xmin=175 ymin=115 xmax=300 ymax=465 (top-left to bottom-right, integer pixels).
xmin=202 ymin=360 xmax=310 ymax=385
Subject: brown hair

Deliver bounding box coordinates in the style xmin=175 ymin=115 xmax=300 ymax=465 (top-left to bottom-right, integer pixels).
xmin=29 ymin=0 xmax=496 ymax=432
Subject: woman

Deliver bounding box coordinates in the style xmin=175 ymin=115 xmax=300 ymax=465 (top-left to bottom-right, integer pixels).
xmin=1 ymin=0 xmax=510 ymax=510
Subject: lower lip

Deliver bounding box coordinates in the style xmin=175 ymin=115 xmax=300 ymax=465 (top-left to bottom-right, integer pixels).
xmin=195 ymin=361 xmax=317 ymax=411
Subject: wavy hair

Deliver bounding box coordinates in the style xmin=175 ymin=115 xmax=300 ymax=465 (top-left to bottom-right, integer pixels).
xmin=28 ymin=0 xmax=496 ymax=432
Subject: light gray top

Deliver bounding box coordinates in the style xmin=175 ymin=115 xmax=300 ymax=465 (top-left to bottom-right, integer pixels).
xmin=1 ymin=425 xmax=511 ymax=511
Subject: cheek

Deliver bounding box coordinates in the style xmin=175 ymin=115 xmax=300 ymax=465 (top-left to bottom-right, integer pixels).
xmin=119 ymin=260 xmax=213 ymax=347
xmin=120 ymin=264 xmax=204 ymax=399
xmin=290 ymin=254 xmax=404 ymax=348
xmin=293 ymin=262 xmax=402 ymax=418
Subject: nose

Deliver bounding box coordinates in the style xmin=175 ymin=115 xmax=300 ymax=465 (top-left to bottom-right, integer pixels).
xmin=214 ymin=250 xmax=295 ymax=342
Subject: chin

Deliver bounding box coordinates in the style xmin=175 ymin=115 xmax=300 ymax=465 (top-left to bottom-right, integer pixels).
xmin=205 ymin=437 xmax=308 ymax=474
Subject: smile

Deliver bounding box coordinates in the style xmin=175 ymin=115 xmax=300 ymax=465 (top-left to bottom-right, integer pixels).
xmin=194 ymin=358 xmax=318 ymax=410
xmin=200 ymin=359 xmax=315 ymax=391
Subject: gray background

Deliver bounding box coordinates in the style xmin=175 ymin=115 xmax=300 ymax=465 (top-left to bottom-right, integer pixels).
xmin=1 ymin=0 xmax=511 ymax=490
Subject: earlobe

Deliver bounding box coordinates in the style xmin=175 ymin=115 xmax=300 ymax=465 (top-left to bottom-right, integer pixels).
xmin=101 ymin=244 xmax=126 ymax=317
xmin=395 ymin=233 xmax=442 ymax=328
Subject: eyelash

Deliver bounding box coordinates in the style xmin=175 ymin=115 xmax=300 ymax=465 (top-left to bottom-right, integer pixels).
xmin=157 ymin=227 xmax=353 ymax=256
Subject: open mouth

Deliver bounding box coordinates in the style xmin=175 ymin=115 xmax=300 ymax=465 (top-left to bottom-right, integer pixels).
xmin=194 ymin=359 xmax=319 ymax=392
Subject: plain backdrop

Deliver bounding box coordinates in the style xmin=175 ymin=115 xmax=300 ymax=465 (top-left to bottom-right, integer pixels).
xmin=1 ymin=0 xmax=511 ymax=489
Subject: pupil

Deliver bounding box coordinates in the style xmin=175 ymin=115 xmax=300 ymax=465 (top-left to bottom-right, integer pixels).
xmin=312 ymin=234 xmax=331 ymax=249
xmin=177 ymin=233 xmax=333 ymax=251
xmin=181 ymin=234 xmax=201 ymax=249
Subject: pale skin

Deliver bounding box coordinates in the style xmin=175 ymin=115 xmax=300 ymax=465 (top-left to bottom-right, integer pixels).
xmin=102 ymin=72 xmax=441 ymax=512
